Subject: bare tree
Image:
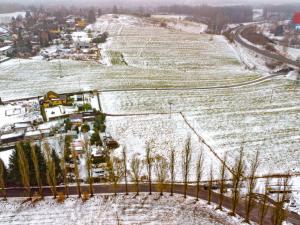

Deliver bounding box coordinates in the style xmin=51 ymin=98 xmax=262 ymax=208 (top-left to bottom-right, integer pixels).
xmin=145 ymin=141 xmax=154 ymax=195
xmin=130 ymin=154 xmax=143 ymax=196
xmin=44 ymin=142 xmax=57 ymax=199
xmin=0 ymin=159 xmax=7 ymax=200
xmin=259 ymin=178 xmax=269 ymax=225
xmin=107 ymin=157 xmax=124 ymax=196
xmin=216 ymin=153 xmax=228 ymax=210
xmin=169 ymin=147 xmax=175 ymax=196
xmin=272 ymin=176 xmax=290 ymax=225
xmin=72 ymin=147 xmax=81 ymax=198
xmin=16 ymin=142 xmax=31 ymax=198
xmin=229 ymin=147 xmax=245 ymax=216
xmin=30 ymin=143 xmax=43 ymax=197
xmin=122 ymin=146 xmax=128 ymax=195
xmin=195 ymin=149 xmax=204 ymax=201
xmin=154 ymin=155 xmax=168 ymax=196
xmin=207 ymin=163 xmax=214 ymax=205
xmin=83 ymin=134 xmax=94 ymax=197
xmin=60 ymin=135 xmax=69 ymax=197
xmin=182 ymin=136 xmax=192 ymax=198
xmin=244 ymin=150 xmax=260 ymax=223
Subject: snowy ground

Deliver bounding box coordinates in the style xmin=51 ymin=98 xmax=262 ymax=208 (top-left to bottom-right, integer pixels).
xmin=0 ymin=194 xmax=247 ymax=225
xmin=102 ymin=76 xmax=300 ymax=179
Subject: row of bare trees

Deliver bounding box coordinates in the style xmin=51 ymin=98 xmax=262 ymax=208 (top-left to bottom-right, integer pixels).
xmin=0 ymin=136 xmax=291 ymax=225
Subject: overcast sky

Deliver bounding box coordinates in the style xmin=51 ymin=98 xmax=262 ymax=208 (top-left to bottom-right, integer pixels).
xmin=0 ymin=0 xmax=299 ymax=7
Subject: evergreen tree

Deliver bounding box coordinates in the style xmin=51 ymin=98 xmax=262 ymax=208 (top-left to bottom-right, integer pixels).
xmin=8 ymin=142 xmax=46 ymax=186
xmin=94 ymin=113 xmax=106 ymax=132
xmin=51 ymin=149 xmax=62 ymax=183
xmin=64 ymin=135 xmax=72 ymax=162
xmin=0 ymin=159 xmax=7 ymax=199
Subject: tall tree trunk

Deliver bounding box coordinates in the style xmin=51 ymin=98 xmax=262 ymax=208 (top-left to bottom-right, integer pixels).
xmin=30 ymin=143 xmax=43 ymax=197
xmin=16 ymin=142 xmax=31 ymax=198
xmin=182 ymin=136 xmax=192 ymax=198
xmin=195 ymin=149 xmax=204 ymax=201
xmin=122 ymin=146 xmax=128 ymax=195
xmin=169 ymin=148 xmax=175 ymax=196
xmin=0 ymin=159 xmax=7 ymax=200
xmin=217 ymin=153 xmax=227 ymax=210
xmin=72 ymin=150 xmax=81 ymax=198
xmin=244 ymin=150 xmax=259 ymax=223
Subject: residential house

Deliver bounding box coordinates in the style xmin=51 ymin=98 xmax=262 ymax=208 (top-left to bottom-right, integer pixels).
xmin=42 ymin=91 xmax=67 ymax=108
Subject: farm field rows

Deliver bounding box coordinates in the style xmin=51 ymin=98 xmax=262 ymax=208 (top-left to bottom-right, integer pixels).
xmin=102 ymin=78 xmax=300 ymax=178
xmin=0 ymin=15 xmax=258 ymax=101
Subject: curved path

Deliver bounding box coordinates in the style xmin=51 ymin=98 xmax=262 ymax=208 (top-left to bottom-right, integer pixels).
xmin=3 ymin=183 xmax=300 ymax=225
xmin=233 ymin=25 xmax=300 ymax=68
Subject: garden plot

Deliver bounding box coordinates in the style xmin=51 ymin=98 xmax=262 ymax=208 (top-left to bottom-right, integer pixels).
xmin=102 ymin=78 xmax=300 ymax=177
xmin=0 ymin=194 xmax=245 ymax=225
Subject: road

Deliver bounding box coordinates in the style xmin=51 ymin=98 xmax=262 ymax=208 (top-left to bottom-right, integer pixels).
xmin=233 ymin=25 xmax=300 ymax=68
xmin=4 ymin=183 xmax=300 ymax=225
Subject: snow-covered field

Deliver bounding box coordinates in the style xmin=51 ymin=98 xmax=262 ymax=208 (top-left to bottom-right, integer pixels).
xmin=0 ymin=14 xmax=299 ymax=180
xmin=102 ymin=77 xmax=300 ymax=179
xmin=0 ymin=14 xmax=258 ymax=101
xmin=0 ymin=194 xmax=245 ymax=225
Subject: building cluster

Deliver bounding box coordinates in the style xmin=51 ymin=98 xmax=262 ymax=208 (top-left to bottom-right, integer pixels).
xmin=0 ymin=91 xmax=99 ymax=145
xmin=0 ymin=9 xmax=108 ymax=61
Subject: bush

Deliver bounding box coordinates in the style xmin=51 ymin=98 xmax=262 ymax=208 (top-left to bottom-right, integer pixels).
xmin=92 ymin=32 xmax=108 ymax=43
xmin=83 ymin=103 xmax=92 ymax=111
xmin=81 ymin=124 xmax=90 ymax=133
xmin=90 ymin=132 xmax=102 ymax=146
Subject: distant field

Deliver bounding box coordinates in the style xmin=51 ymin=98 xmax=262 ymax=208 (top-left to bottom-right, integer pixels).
xmin=0 ymin=15 xmax=258 ymax=100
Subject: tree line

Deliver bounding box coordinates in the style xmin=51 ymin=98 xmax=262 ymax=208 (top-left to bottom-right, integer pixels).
xmin=0 ymin=136 xmax=291 ymax=225
xmin=156 ymin=5 xmax=253 ymax=33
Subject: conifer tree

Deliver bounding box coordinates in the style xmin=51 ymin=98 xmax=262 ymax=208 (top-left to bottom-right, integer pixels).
xmin=16 ymin=142 xmax=31 ymax=198
xmin=30 ymin=143 xmax=43 ymax=196
xmin=0 ymin=159 xmax=7 ymax=200
xmin=44 ymin=143 xmax=57 ymax=198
